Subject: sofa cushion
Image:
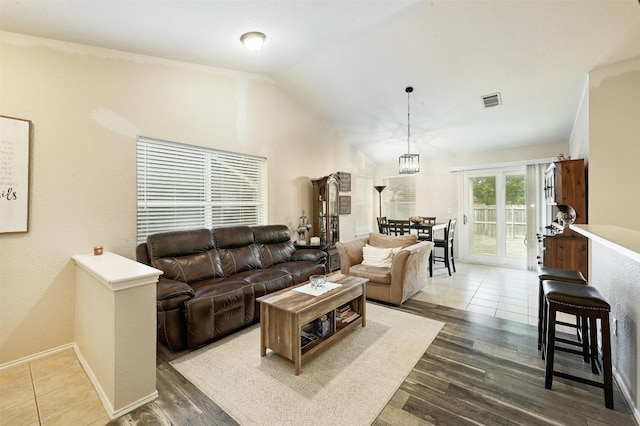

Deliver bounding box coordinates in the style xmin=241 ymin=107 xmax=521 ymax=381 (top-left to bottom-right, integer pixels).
xmin=153 ymin=249 xmax=224 ymax=284
xmin=252 ymin=225 xmax=297 ymax=266
xmin=362 ymin=244 xmax=402 ymax=268
xmin=214 ymin=225 xmax=262 ymax=275
xmin=369 ymin=232 xmax=417 ymax=249
xmin=348 ymin=264 xmax=391 ymax=285
xmin=228 ymin=269 xmax=293 ymax=298
xmin=148 ymin=228 xmax=214 ymax=258
xmin=269 ymin=261 xmax=327 ymax=284
xmin=148 ymin=229 xmax=224 ymax=283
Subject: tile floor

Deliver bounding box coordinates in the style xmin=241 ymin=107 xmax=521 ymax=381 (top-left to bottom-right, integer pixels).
xmin=418 ymin=261 xmax=578 ymax=332
xmin=0 ymin=347 xmax=109 ymax=426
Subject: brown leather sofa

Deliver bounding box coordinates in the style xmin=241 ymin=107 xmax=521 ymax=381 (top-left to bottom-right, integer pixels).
xmin=136 ymin=224 xmax=327 ymax=351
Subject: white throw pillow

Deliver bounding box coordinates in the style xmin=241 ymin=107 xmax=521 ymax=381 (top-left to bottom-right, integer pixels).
xmin=362 ymin=244 xmax=402 ymax=268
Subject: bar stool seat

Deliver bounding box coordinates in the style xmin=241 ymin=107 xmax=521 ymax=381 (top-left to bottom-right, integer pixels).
xmin=542 ymin=280 xmax=613 ymax=409
xmin=537 ymin=267 xmax=587 ymax=350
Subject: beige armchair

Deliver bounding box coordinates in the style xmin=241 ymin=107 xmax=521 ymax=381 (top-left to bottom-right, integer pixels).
xmin=336 ymin=233 xmax=433 ymax=305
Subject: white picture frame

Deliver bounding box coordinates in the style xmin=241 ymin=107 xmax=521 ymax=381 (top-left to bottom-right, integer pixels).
xmin=1 ymin=115 xmax=31 ymax=233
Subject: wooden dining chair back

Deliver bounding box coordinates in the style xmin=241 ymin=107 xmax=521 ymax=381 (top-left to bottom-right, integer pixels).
xmin=388 ymin=219 xmax=410 ymax=236
xmin=422 ymin=217 xmax=436 ymax=224
xmin=432 ymin=218 xmax=457 ymax=276
xmin=377 ymin=216 xmax=389 ymax=234
xmin=415 ymin=225 xmax=432 ymax=241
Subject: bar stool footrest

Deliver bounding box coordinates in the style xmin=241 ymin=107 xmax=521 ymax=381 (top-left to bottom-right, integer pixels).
xmin=552 ymin=371 xmax=604 ymax=389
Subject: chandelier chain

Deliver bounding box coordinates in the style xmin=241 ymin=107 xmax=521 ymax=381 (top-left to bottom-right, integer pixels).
xmin=407 ymin=88 xmax=411 ymax=154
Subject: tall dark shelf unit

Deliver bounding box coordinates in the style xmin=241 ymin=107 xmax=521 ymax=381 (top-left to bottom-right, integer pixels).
xmin=542 ymin=159 xmax=588 ymax=279
xmin=311 ymin=173 xmax=341 ymax=272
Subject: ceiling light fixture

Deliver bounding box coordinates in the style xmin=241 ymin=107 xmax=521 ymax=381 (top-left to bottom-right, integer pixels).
xmin=240 ymin=31 xmax=266 ymax=52
xmin=399 ymin=86 xmax=420 ymax=174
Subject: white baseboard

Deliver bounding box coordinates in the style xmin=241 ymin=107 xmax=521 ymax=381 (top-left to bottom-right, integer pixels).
xmin=614 ymin=368 xmax=640 ymax=424
xmin=0 ymin=343 xmax=75 ymax=370
xmin=0 ymin=343 xmax=157 ymax=421
xmin=72 ymin=344 xmax=158 ymax=420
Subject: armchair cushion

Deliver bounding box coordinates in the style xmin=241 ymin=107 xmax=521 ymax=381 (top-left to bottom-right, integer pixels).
xmin=348 ymin=264 xmax=392 ymax=285
xmin=369 ymin=232 xmax=417 ymax=248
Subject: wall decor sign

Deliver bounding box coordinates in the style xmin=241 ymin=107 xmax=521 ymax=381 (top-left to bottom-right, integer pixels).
xmin=0 ymin=116 xmax=31 ymax=233
xmin=338 ymin=172 xmax=351 ymax=192
xmin=339 ymin=195 xmax=351 ymax=215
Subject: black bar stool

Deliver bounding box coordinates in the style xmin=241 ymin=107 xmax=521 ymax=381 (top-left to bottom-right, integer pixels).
xmin=537 ymin=267 xmax=587 ymax=350
xmin=542 ymin=280 xmax=613 ymax=409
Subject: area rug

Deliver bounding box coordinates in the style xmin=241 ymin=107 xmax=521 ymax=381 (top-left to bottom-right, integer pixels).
xmin=170 ymin=303 xmax=444 ymax=426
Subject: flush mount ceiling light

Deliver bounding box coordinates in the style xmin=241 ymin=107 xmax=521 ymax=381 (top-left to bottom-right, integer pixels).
xmin=399 ymin=86 xmax=420 ymax=174
xmin=240 ymin=32 xmax=266 ymax=52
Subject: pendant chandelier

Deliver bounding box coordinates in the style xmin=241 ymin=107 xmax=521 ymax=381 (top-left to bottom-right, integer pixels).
xmin=398 ymin=86 xmax=420 ymax=174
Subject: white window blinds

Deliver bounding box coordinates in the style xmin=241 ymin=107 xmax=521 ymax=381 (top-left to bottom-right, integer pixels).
xmin=136 ymin=137 xmax=267 ymax=244
xmin=382 ymin=175 xmax=416 ymax=219
xmin=354 ymin=175 xmax=373 ymax=235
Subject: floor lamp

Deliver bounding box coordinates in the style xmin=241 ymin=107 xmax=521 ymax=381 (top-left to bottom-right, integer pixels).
xmin=374 ymin=185 xmax=386 ymax=218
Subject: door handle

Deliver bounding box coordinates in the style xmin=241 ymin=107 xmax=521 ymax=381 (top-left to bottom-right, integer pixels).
xmin=463 ymin=214 xmax=467 ymax=225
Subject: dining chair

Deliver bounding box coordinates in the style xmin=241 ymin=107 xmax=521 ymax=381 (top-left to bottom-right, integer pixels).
xmin=432 ymin=218 xmax=457 ymax=276
xmin=388 ymin=219 xmax=410 ymax=236
xmin=422 ymin=216 xmax=436 ymax=224
xmin=377 ymin=216 xmax=389 ymax=234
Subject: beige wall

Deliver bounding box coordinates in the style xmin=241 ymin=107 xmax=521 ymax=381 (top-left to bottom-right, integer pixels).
xmin=0 ymin=32 xmax=378 ymax=364
xmin=377 ymin=141 xmax=568 ymax=222
xmin=588 ymin=57 xmax=640 ymax=231
xmin=576 ymin=57 xmax=640 ymax=417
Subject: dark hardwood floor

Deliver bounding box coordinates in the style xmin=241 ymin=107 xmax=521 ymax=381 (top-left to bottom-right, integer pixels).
xmin=108 ymin=299 xmax=636 ymax=426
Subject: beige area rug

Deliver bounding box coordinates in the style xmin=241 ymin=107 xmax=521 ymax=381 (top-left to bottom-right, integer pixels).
xmin=170 ymin=303 xmax=444 ymax=426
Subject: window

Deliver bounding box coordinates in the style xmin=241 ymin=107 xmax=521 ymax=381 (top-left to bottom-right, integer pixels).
xmin=354 ymin=175 xmax=373 ymax=236
xmin=382 ymin=175 xmax=416 ymax=219
xmin=136 ymin=137 xmax=267 ymax=244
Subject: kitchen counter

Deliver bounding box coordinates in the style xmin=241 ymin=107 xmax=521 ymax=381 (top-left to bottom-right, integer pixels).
xmin=570 ymin=224 xmax=640 ymax=262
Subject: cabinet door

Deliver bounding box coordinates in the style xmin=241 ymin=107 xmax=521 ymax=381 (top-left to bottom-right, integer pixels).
xmin=544 ymin=235 xmax=588 ymax=279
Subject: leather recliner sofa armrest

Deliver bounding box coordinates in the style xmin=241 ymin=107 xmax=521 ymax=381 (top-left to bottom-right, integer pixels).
xmin=136 ymin=243 xmax=151 ymax=266
xmin=292 ymin=249 xmax=327 ymax=264
xmin=157 ymin=277 xmax=195 ymax=302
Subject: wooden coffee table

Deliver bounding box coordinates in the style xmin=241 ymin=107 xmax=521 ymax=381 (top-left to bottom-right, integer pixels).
xmin=257 ymin=273 xmax=367 ymax=375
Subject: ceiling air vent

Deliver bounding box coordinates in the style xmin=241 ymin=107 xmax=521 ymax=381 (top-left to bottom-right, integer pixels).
xmin=482 ymin=92 xmax=501 ymax=108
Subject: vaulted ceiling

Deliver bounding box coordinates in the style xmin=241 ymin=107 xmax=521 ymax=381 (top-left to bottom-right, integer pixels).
xmin=2 ymin=0 xmax=639 ymax=164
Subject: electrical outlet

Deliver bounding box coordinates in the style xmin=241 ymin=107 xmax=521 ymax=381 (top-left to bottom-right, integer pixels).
xmin=447 ymin=207 xmax=452 ymax=213
xmin=613 ymin=318 xmax=618 ymax=336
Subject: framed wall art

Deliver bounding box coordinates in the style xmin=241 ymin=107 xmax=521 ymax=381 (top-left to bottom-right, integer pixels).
xmin=339 ymin=195 xmax=351 ymax=215
xmin=1 ymin=115 xmax=31 ymax=233
xmin=338 ymin=172 xmax=351 ymax=192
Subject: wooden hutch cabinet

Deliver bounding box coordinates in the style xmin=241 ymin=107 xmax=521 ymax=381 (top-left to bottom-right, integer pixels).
xmin=311 ymin=173 xmax=341 ymax=272
xmin=542 ymin=159 xmax=588 ymax=278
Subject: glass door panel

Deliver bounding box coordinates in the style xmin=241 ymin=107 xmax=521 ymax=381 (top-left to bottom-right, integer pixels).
xmin=470 ymin=176 xmax=497 ymax=255
xmin=461 ymin=168 xmax=526 ymax=268
xmin=505 ymin=173 xmax=527 ymax=260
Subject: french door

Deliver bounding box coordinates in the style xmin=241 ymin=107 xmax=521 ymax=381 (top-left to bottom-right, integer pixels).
xmin=460 ymin=167 xmax=527 ymax=268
